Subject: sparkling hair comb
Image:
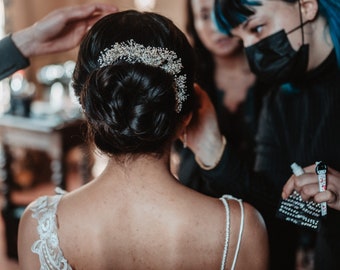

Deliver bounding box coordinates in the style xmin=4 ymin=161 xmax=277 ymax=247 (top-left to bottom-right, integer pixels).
xmin=97 ymin=39 xmax=188 ymax=113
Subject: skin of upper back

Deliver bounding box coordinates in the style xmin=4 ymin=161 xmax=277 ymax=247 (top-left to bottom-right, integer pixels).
xmin=18 ymin=175 xmax=268 ymax=270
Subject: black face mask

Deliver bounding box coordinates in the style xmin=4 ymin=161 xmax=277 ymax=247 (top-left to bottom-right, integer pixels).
xmin=245 ymin=29 xmax=309 ymax=85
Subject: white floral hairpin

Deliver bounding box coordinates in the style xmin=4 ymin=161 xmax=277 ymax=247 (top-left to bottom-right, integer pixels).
xmin=97 ymin=39 xmax=188 ymax=113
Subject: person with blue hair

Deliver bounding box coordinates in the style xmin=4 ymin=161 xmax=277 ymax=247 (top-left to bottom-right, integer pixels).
xmin=184 ymin=0 xmax=340 ymax=269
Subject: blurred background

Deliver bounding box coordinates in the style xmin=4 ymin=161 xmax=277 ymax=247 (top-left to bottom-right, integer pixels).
xmin=0 ymin=0 xmax=186 ymax=101
xmin=0 ymin=1 xmax=186 ymax=268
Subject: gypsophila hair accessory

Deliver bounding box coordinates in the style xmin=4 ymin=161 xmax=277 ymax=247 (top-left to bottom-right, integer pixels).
xmin=98 ymin=39 xmax=188 ymax=113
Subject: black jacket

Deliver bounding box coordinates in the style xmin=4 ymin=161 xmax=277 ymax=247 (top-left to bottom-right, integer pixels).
xmin=0 ymin=35 xmax=30 ymax=80
xmin=180 ymin=50 xmax=340 ymax=270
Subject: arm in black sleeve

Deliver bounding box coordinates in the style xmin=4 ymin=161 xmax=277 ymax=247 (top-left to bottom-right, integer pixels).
xmin=195 ymin=92 xmax=291 ymax=213
xmin=199 ymin=143 xmax=251 ymax=199
xmin=197 ymin=141 xmax=282 ymax=215
xmin=0 ymin=35 xmax=30 ymax=80
xmin=180 ymin=90 xmax=302 ymax=269
xmin=178 ymin=142 xmax=251 ymax=199
xmin=179 ymin=89 xmax=291 ymax=213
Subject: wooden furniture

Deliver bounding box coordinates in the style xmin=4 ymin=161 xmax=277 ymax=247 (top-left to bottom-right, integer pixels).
xmin=0 ymin=115 xmax=90 ymax=259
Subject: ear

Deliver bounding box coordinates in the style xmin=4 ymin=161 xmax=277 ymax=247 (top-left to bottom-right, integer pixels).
xmin=299 ymin=0 xmax=319 ymax=21
xmin=182 ymin=112 xmax=193 ymax=127
xmin=175 ymin=112 xmax=192 ymax=143
xmin=178 ymin=112 xmax=192 ymax=136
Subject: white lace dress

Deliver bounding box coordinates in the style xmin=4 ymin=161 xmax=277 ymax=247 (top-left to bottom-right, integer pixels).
xmin=31 ymin=195 xmax=71 ymax=270
xmin=30 ymin=194 xmax=244 ymax=270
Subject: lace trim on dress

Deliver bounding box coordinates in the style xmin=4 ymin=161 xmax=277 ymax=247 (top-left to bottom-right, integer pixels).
xmin=219 ymin=195 xmax=245 ymax=270
xmin=30 ymin=195 xmax=72 ymax=270
xmin=29 ymin=192 xmax=243 ymax=270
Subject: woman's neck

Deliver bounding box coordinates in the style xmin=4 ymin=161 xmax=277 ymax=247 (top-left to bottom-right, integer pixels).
xmin=212 ymin=51 xmax=255 ymax=113
xmin=213 ymin=49 xmax=249 ymax=71
xmin=306 ymin=15 xmax=333 ymax=70
xmin=98 ymin=152 xmax=176 ymax=186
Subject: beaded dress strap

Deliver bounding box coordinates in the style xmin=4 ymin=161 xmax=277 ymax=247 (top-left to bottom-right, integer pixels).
xmin=219 ymin=195 xmax=245 ymax=270
xmin=30 ymin=195 xmax=72 ymax=270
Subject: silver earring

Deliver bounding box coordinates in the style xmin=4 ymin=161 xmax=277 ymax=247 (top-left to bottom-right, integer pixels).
xmin=183 ymin=128 xmax=187 ymax=148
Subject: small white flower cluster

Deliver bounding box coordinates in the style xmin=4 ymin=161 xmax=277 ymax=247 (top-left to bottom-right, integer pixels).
xmin=98 ymin=39 xmax=188 ymax=113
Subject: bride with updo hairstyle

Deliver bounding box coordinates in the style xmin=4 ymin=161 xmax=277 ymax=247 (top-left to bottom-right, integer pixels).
xmin=72 ymin=10 xmax=196 ymax=158
xmin=18 ymin=10 xmax=268 ymax=270
xmin=81 ymin=61 xmax=184 ymax=155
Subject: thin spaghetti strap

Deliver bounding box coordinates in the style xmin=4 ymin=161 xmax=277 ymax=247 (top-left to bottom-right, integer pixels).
xmin=231 ymin=199 xmax=244 ymax=270
xmin=219 ymin=195 xmax=244 ymax=270
xmin=219 ymin=196 xmax=230 ymax=270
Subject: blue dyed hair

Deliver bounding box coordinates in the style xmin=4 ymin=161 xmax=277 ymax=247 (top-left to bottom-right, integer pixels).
xmin=318 ymin=0 xmax=340 ymax=66
xmin=213 ymin=0 xmax=340 ymax=67
xmin=213 ymin=0 xmax=261 ymax=35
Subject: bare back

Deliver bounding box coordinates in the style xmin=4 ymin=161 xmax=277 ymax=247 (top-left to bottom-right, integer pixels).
xmin=18 ymin=173 xmax=268 ymax=270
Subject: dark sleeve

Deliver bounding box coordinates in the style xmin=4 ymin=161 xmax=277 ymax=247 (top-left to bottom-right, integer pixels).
xmin=192 ymin=93 xmax=291 ymax=213
xmin=250 ymin=94 xmax=291 ymax=215
xmin=199 ymin=144 xmax=250 ymax=199
xmin=184 ymin=92 xmax=301 ymax=270
xmin=178 ymin=143 xmax=250 ymax=199
xmin=197 ymin=140 xmax=283 ymax=215
xmin=0 ymin=35 xmax=30 ymax=80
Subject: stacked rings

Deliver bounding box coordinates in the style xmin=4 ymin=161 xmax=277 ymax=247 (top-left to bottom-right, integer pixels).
xmin=315 ymin=161 xmax=327 ymax=216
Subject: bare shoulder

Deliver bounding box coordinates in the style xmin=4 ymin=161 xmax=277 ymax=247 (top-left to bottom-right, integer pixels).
xmin=242 ymin=201 xmax=267 ymax=236
xmin=234 ymin=200 xmax=269 ymax=270
xmin=17 ymin=197 xmax=47 ymax=269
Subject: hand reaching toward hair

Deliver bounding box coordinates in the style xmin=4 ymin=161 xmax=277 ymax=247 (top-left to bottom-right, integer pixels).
xmin=11 ymin=3 xmax=118 ymax=57
xmin=185 ymin=84 xmax=226 ymax=168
